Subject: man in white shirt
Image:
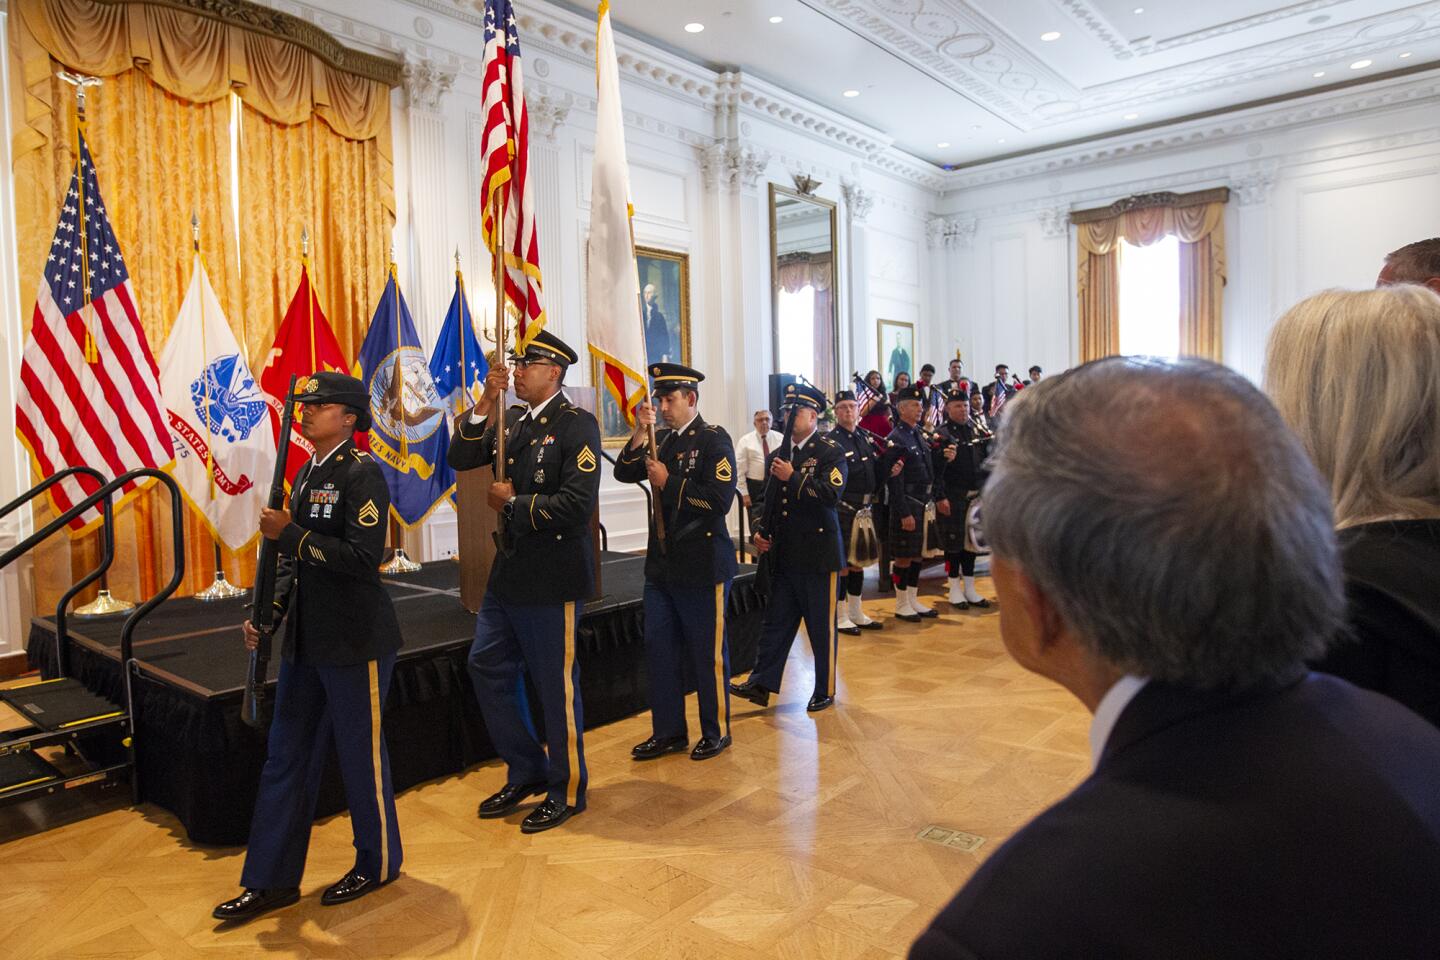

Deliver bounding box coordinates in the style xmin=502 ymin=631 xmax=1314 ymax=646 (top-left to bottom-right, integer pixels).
xmin=734 ymin=409 xmax=783 ymax=525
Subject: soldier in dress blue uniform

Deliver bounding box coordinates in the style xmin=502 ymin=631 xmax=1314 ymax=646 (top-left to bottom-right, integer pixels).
xmin=934 ymin=388 xmax=992 ymax=610
xmin=883 ymin=383 xmax=943 ymax=622
xmin=614 ymin=362 xmax=738 ymax=761
xmin=214 ymin=372 xmax=403 ymax=923
xmin=729 ymin=383 xmax=849 ymax=713
xmin=828 ymin=390 xmax=883 ymax=635
xmin=447 ymin=330 xmax=601 ymax=834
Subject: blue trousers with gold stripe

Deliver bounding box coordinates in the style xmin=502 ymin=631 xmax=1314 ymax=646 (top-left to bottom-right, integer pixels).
xmin=643 ymin=580 xmax=732 ymax=742
xmin=749 ymin=568 xmax=838 ymax=700
xmin=468 ymin=594 xmax=587 ymax=810
xmin=240 ymin=653 xmax=401 ymax=889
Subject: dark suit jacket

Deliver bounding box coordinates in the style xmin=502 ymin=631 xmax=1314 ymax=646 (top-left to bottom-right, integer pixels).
xmin=274 ymin=441 xmax=402 ymax=666
xmin=910 ymin=674 xmax=1440 ymax=959
xmin=613 ymin=416 xmax=738 ymax=587
xmin=1313 ymin=518 xmax=1440 ymax=730
xmin=447 ymin=395 xmax=602 ymax=604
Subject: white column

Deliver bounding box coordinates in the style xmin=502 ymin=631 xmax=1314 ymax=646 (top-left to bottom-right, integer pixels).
xmin=1225 ymin=170 xmax=1278 ymax=383
xmin=841 ymin=179 xmax=874 ymax=381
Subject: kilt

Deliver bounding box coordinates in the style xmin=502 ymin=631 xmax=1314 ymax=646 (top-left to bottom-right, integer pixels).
xmin=938 ymin=491 xmax=978 ymax=553
xmin=888 ymin=493 xmax=927 ymax=558
xmin=839 ymin=497 xmax=879 ymax=567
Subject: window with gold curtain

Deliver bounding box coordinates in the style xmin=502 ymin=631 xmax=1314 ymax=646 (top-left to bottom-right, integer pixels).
xmin=8 ymin=0 xmax=398 ymax=614
xmin=1071 ymin=188 xmax=1229 ymax=364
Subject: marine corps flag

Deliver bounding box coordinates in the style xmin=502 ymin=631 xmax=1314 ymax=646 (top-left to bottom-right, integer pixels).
xmin=259 ymin=261 xmax=349 ymax=486
xmin=355 ymin=267 xmax=454 ymax=526
xmin=158 ymin=254 xmax=276 ymax=550
xmin=585 ymin=0 xmax=648 ymax=424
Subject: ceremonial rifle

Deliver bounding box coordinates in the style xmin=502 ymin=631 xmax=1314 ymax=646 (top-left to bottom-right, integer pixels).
xmin=242 ymin=374 xmax=298 ymax=728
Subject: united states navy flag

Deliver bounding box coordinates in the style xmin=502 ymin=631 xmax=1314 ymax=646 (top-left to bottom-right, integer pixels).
xmin=355 ymin=265 xmax=454 ymax=526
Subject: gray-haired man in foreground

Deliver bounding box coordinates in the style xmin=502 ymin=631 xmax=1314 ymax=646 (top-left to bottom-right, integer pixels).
xmin=910 ymin=357 xmax=1440 ymax=960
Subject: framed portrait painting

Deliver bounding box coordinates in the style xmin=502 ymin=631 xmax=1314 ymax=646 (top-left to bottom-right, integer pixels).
xmin=592 ymin=245 xmax=691 ymax=444
xmin=877 ymin=318 xmax=915 ymax=389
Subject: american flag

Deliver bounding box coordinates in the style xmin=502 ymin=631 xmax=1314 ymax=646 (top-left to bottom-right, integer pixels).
xmin=16 ymin=130 xmax=174 ymax=532
xmin=480 ymin=0 xmax=545 ymax=348
xmin=852 ymin=373 xmax=882 ymax=410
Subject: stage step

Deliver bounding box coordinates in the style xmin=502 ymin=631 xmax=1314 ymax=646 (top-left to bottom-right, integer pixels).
xmin=0 ymin=748 xmax=62 ymax=798
xmin=0 ymin=678 xmax=125 ymax=733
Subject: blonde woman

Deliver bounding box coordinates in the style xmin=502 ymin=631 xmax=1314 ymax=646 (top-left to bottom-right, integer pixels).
xmin=1265 ymin=285 xmax=1440 ymax=729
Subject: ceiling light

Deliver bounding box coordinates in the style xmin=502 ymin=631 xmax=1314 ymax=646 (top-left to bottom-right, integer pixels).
xmin=1350 ymin=59 xmax=1372 ymax=70
xmin=843 ymin=89 xmax=860 ymax=97
xmin=1040 ymin=31 xmax=1061 ymax=42
xmin=1133 ymin=6 xmax=1144 ymax=12
xmin=1400 ymin=51 xmax=1413 ymax=59
xmin=936 ymin=141 xmax=950 ymax=148
xmin=997 ymin=138 xmax=1007 ymax=144
xmin=769 ymin=16 xmax=783 ymax=24
xmin=1123 ymin=113 xmax=1139 ymax=120
xmin=683 ymin=22 xmax=705 ymax=33
xmin=971 ymin=124 xmax=983 ymax=130
xmin=1313 ymin=71 xmax=1326 ymax=78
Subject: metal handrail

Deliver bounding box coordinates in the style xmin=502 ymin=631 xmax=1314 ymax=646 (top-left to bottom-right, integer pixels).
xmin=1 ymin=468 xmax=186 ymax=803
xmin=0 ymin=466 xmax=117 ymax=676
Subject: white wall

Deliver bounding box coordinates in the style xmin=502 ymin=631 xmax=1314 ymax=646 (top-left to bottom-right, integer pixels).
xmin=930 ymin=70 xmax=1440 ymax=384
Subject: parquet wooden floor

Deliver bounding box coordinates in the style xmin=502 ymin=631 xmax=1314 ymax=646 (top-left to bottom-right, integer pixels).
xmin=0 ymin=571 xmax=1092 ymax=959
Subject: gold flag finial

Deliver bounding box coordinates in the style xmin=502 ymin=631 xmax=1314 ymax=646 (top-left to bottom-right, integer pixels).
xmin=455 ymin=246 xmax=462 ymax=274
xmin=191 ymin=211 xmax=200 ymax=249
xmin=300 ymin=226 xmax=309 ymax=259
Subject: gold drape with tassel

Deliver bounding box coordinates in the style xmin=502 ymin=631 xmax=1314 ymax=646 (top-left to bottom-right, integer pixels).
xmin=9 ymin=0 xmax=397 ymax=613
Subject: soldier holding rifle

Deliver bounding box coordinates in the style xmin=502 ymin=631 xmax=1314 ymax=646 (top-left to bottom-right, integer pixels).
xmin=214 ymin=372 xmax=403 ymax=923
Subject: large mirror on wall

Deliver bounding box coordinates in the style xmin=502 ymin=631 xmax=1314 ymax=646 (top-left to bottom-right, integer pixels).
xmin=770 ymin=182 xmax=839 ymax=397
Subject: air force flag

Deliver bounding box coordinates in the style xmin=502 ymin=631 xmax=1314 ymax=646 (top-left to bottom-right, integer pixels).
xmin=429 ymin=270 xmax=488 ymax=415
xmin=158 ymin=254 xmax=276 ymax=550
xmin=355 ymin=267 xmax=454 ymax=526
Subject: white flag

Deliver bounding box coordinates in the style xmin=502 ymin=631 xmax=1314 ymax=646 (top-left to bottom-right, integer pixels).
xmin=585 ymin=2 xmax=648 ymax=423
xmin=159 ymin=255 xmax=276 ymax=550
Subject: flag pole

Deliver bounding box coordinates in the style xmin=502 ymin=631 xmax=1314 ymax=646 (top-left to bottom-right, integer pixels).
xmin=381 ymin=244 xmax=421 ymax=573
xmin=492 ymin=191 xmax=509 ymax=547
xmin=62 ymin=71 xmax=134 ymax=618
xmin=627 ymin=218 xmax=666 ymax=549
xmin=455 ymin=247 xmax=470 ymax=416
xmin=302 ymin=227 xmax=316 ymax=373
xmin=193 ymin=213 xmax=246 ymax=600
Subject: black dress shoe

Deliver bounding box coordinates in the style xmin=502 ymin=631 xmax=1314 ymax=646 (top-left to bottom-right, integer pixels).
xmin=520 ymin=798 xmax=578 ymax=834
xmin=478 ymin=781 xmax=547 ymax=819
xmin=321 ymin=869 xmax=392 ymax=906
xmin=971 ymin=597 xmax=991 ymax=608
xmin=856 ymin=619 xmax=883 ymax=631
xmin=837 ymin=624 xmax=861 ymax=636
xmin=951 ymin=599 xmax=970 ymax=610
xmin=212 ymin=887 xmax=300 ymax=922
xmin=894 ymin=611 xmax=922 ymax=623
xmin=690 ymin=735 xmax=732 ymax=760
xmin=916 ymin=606 xmax=940 ymax=619
xmin=807 ymin=694 xmax=835 ymax=712
xmin=632 ymin=735 xmax=688 ymax=760
xmin=728 ymin=678 xmax=770 ymax=707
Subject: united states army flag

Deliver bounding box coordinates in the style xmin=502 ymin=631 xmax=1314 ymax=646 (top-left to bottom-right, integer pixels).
xmin=158 ymin=254 xmax=276 ymax=550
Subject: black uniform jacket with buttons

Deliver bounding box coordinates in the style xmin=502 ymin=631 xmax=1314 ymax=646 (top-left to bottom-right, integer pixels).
xmin=447 ymin=394 xmax=602 ymax=605
xmin=273 ymin=441 xmax=402 ymax=667
xmin=754 ymin=431 xmax=848 ymax=573
xmin=932 ymin=418 xmax=990 ymax=502
xmin=882 ymin=420 xmax=941 ymax=521
xmin=828 ymin=424 xmax=880 ymax=504
xmin=613 ymin=415 xmax=739 ymax=588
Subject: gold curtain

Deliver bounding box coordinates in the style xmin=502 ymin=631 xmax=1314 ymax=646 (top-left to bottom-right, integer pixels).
xmin=1073 ymin=199 xmax=1227 ymax=363
xmin=237 ymin=106 xmax=395 ymax=368
xmin=10 ymin=0 xmax=396 ymax=612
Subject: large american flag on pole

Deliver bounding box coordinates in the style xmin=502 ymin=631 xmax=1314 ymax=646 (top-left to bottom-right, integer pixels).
xmin=480 ymin=0 xmax=546 ymax=348
xmin=15 ymin=129 xmax=174 ymax=533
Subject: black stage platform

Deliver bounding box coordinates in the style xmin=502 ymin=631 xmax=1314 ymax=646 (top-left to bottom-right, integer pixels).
xmin=26 ymin=553 xmax=765 ymax=844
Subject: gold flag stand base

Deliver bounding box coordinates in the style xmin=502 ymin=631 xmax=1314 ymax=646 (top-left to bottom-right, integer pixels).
xmin=379 ymin=548 xmax=422 ymax=574
xmin=74 ymin=589 xmax=135 ymax=617
xmin=195 ymin=571 xmax=247 ymax=601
